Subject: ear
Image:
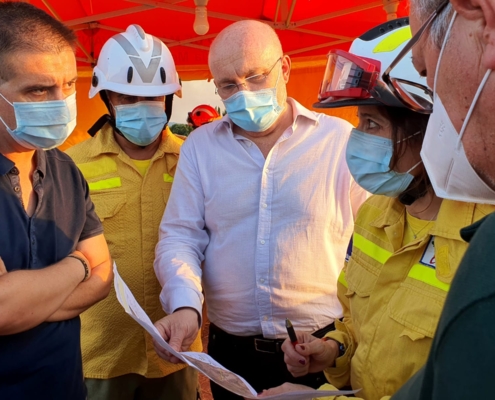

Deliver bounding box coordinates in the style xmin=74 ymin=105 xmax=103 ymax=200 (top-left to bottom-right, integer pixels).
xmin=281 ymin=55 xmax=291 ymax=83
xmin=451 ymin=0 xmax=495 ymax=69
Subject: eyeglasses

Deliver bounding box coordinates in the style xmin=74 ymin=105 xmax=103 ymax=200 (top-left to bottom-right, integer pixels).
xmin=382 ymin=0 xmax=449 ymax=113
xmin=215 ymin=57 xmax=282 ymax=98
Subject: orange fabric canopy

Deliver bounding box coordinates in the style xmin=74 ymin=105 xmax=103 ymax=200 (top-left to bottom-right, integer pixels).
xmin=27 ymin=0 xmax=409 ymax=148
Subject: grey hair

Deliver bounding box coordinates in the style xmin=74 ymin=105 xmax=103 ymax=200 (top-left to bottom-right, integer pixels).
xmin=411 ymin=0 xmax=454 ymax=48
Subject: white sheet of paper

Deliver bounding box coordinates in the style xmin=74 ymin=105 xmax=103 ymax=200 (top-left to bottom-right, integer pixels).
xmin=113 ymin=264 xmax=358 ymax=399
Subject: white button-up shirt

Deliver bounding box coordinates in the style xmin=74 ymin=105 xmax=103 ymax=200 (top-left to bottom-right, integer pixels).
xmin=155 ymin=98 xmax=368 ymax=338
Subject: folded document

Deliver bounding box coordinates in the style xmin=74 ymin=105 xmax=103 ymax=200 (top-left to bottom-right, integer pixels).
xmin=113 ymin=264 xmax=357 ymax=400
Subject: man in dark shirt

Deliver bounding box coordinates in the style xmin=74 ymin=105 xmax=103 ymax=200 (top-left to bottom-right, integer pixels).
xmin=0 ymin=3 xmax=112 ymax=399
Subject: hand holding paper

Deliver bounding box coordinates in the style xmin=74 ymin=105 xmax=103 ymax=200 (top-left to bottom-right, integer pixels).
xmin=113 ymin=264 xmax=358 ymax=399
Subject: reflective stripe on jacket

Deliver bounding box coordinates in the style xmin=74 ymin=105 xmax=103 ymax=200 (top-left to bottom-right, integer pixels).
xmin=319 ymin=195 xmax=494 ymax=400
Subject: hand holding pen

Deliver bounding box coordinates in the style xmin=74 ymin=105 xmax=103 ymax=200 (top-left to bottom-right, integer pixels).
xmin=282 ymin=319 xmax=340 ymax=378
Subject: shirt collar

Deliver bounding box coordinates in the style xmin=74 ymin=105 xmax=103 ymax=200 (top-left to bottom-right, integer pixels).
xmin=93 ymin=122 xmax=181 ymax=157
xmin=287 ymin=97 xmax=319 ymax=126
xmin=369 ymin=196 xmax=405 ymax=229
xmin=214 ymin=97 xmax=319 ymax=136
xmin=0 ymin=153 xmax=14 ymax=175
xmin=94 ymin=123 xmax=123 ymax=155
xmin=35 ymin=150 xmax=47 ymax=178
xmin=0 ymin=151 xmax=46 ymax=177
xmin=370 ymin=196 xmax=483 ymax=240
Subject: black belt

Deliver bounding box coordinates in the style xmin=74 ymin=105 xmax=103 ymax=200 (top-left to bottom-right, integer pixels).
xmin=209 ymin=321 xmax=336 ymax=355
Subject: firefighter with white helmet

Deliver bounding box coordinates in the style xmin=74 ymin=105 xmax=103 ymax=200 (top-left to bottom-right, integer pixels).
xmin=261 ymin=18 xmax=495 ymax=400
xmin=66 ymin=25 xmax=201 ymax=400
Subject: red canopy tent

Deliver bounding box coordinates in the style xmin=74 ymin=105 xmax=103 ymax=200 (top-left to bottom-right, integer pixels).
xmin=23 ymin=0 xmax=410 ymax=147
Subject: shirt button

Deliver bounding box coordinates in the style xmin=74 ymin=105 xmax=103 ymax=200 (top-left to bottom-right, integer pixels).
xmin=262 ymin=203 xmax=267 ymax=208
xmin=259 ymin=278 xmax=265 ymax=283
xmin=260 ymin=240 xmax=265 ymax=245
xmin=31 ymin=238 xmax=35 ymax=245
xmin=14 ymin=186 xmax=21 ymax=192
xmin=263 ymin=316 xmax=268 ymax=321
xmin=247 ymin=142 xmax=252 ymax=147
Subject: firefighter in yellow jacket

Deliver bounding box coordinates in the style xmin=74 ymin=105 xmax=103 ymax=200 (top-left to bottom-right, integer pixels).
xmin=66 ymin=25 xmax=201 ymax=400
xmin=258 ymin=18 xmax=495 ymax=400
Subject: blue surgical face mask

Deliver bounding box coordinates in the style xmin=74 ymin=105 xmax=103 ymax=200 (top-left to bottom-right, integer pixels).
xmin=113 ymin=101 xmax=167 ymax=146
xmin=222 ymin=68 xmax=283 ymax=132
xmin=346 ymin=128 xmax=422 ymax=197
xmin=0 ymin=92 xmax=77 ymax=150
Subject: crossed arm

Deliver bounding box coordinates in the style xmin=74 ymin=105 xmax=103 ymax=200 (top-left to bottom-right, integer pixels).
xmin=0 ymin=233 xmax=112 ymax=335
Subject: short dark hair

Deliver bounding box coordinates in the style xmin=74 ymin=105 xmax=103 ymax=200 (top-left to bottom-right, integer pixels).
xmin=0 ymin=2 xmax=77 ymax=81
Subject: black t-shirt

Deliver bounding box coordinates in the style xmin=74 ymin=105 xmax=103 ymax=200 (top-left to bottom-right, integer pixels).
xmin=0 ymin=149 xmax=103 ymax=399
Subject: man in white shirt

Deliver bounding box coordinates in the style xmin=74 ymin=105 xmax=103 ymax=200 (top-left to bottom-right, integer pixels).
xmin=153 ymin=19 xmax=368 ymax=399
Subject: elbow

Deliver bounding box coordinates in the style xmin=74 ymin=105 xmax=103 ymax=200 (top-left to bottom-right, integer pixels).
xmin=91 ymin=259 xmax=114 ymax=303
xmin=97 ymin=265 xmax=113 ymax=301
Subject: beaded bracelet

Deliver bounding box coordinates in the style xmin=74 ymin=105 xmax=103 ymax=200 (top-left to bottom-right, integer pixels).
xmin=67 ymin=255 xmax=90 ymax=282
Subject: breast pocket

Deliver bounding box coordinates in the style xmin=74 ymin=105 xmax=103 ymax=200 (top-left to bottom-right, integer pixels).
xmin=345 ymin=255 xmax=380 ymax=333
xmin=387 ymin=282 xmax=445 ymax=341
xmin=90 ymin=190 xmax=127 ymax=260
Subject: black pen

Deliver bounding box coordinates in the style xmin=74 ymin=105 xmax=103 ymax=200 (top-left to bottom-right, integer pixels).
xmin=285 ymin=318 xmax=298 ymax=346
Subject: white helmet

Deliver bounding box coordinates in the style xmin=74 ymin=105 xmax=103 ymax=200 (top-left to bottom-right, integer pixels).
xmin=314 ymin=18 xmax=432 ymax=111
xmin=89 ymin=24 xmax=181 ymax=98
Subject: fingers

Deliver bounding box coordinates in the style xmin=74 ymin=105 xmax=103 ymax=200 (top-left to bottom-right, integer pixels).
xmin=295 ymin=331 xmax=320 ymax=344
xmin=295 ymin=338 xmax=327 ymax=358
xmin=153 ymin=311 xmax=200 ymax=363
xmin=281 ymin=339 xmax=310 ymax=377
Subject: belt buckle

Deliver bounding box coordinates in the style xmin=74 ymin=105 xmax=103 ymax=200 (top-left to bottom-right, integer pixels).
xmin=254 ymin=338 xmax=278 ymax=354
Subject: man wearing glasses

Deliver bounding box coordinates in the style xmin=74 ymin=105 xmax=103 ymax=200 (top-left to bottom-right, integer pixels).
xmin=382 ymin=0 xmax=495 ymax=398
xmin=153 ymin=19 xmax=368 ymax=399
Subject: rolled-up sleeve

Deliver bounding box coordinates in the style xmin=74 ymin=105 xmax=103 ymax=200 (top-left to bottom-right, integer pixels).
xmin=154 ymin=141 xmax=209 ymax=316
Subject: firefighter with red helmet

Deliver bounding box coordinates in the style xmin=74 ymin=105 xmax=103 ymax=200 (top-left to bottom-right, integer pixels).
xmin=187 ymin=104 xmax=221 ymax=129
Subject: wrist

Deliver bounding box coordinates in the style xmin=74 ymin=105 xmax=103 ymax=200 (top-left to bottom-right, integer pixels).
xmin=67 ymin=254 xmax=91 ymax=282
xmin=322 ymin=337 xmax=345 ymax=366
xmin=174 ymin=307 xmax=201 ymax=328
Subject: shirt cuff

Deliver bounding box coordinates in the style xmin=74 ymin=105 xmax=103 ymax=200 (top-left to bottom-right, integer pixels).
xmin=160 ymin=287 xmax=203 ymax=323
xmin=323 ymin=319 xmax=353 ymax=388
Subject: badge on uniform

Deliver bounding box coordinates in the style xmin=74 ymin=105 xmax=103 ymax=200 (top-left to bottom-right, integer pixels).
xmin=420 ymin=236 xmax=436 ymax=268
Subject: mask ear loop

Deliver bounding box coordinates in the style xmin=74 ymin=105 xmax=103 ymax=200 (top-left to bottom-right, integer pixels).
xmin=457 ymin=69 xmax=492 ymax=149
xmin=0 ymin=92 xmax=15 ymax=131
xmin=433 ymin=11 xmax=457 ymax=96
xmin=436 ymin=11 xmax=492 ymax=152
xmin=406 ymin=159 xmax=423 ymax=174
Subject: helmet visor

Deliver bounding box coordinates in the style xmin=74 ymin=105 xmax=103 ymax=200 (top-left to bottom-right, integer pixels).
xmin=318 ymin=50 xmax=381 ymax=104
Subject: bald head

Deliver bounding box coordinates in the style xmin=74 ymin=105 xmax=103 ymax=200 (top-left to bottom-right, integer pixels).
xmin=209 ymin=20 xmax=283 ymax=76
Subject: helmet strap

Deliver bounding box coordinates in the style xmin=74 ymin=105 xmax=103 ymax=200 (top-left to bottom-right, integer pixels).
xmin=165 ymin=93 xmax=173 ymax=124
xmin=88 ymin=114 xmax=115 ymax=137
